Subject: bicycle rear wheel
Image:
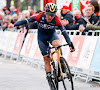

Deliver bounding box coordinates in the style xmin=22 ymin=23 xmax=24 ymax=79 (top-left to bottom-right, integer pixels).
xmin=58 ymin=57 xmax=74 ymax=90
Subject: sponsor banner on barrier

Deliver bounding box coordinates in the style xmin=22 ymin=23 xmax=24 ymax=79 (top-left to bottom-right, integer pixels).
xmin=90 ymin=38 xmax=100 ymax=72
xmin=7 ymin=32 xmax=18 ymax=52
xmin=62 ymin=35 xmax=74 ymax=60
xmin=1 ymin=31 xmax=12 ymax=51
xmin=67 ymin=36 xmax=85 ymax=67
xmin=0 ymin=31 xmax=4 ymax=50
xmin=77 ymin=36 xmax=98 ymax=70
xmin=20 ymin=34 xmax=30 ymax=56
xmin=29 ymin=34 xmax=38 ymax=58
xmin=25 ymin=34 xmax=35 ymax=56
xmin=33 ymin=44 xmax=42 ymax=59
xmin=20 ymin=34 xmax=37 ymax=57
xmin=13 ymin=33 xmax=24 ymax=54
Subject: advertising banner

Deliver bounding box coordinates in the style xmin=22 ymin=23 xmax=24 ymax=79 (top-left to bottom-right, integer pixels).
xmin=25 ymin=34 xmax=34 ymax=56
xmin=67 ymin=36 xmax=85 ymax=67
xmin=77 ymin=36 xmax=98 ymax=70
xmin=62 ymin=35 xmax=74 ymax=60
xmin=13 ymin=33 xmax=24 ymax=54
xmin=7 ymin=32 xmax=18 ymax=53
xmin=90 ymin=38 xmax=100 ymax=72
xmin=72 ymin=0 xmax=80 ymax=12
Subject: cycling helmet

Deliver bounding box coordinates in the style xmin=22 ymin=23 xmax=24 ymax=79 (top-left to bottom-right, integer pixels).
xmin=45 ymin=3 xmax=57 ymax=13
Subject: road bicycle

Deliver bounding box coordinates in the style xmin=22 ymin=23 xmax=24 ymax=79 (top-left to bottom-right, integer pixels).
xmin=47 ymin=44 xmax=74 ymax=90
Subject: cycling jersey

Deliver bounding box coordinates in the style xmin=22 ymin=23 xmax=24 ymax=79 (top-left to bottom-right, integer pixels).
xmin=14 ymin=12 xmax=72 ymax=56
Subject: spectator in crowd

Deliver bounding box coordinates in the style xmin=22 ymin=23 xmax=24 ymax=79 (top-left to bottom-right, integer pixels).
xmin=0 ymin=12 xmax=4 ymax=26
xmin=85 ymin=4 xmax=99 ymax=24
xmin=79 ymin=4 xmax=99 ymax=32
xmin=29 ymin=9 xmax=34 ymax=16
xmin=5 ymin=8 xmax=11 ymax=15
xmin=10 ymin=5 xmax=15 ymax=15
xmin=2 ymin=15 xmax=11 ymax=31
xmin=87 ymin=19 xmax=100 ymax=30
xmin=2 ymin=6 xmax=7 ymax=15
xmin=13 ymin=8 xmax=19 ymax=15
xmin=89 ymin=0 xmax=99 ymax=17
xmin=60 ymin=5 xmax=73 ymax=24
xmin=11 ymin=14 xmax=18 ymax=24
xmin=22 ymin=10 xmax=30 ymax=19
xmin=61 ymin=10 xmax=87 ymax=34
xmin=8 ymin=14 xmax=20 ymax=31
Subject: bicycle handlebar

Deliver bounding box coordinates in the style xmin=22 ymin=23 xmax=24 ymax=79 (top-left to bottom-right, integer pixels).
xmin=48 ymin=44 xmax=69 ymax=51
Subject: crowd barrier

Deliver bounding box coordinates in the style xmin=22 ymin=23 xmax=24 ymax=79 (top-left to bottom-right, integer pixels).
xmin=0 ymin=29 xmax=100 ymax=83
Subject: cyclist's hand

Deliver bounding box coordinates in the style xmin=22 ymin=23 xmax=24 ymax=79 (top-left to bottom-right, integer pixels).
xmin=70 ymin=47 xmax=75 ymax=52
xmin=69 ymin=42 xmax=75 ymax=52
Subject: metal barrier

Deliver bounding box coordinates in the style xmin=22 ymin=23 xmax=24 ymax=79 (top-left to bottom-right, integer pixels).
xmin=0 ymin=29 xmax=100 ymax=83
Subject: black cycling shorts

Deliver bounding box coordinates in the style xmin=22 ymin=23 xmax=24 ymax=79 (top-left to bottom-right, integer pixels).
xmin=38 ymin=31 xmax=59 ymax=57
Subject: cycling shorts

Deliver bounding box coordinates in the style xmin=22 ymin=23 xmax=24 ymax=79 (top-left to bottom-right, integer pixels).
xmin=38 ymin=31 xmax=59 ymax=57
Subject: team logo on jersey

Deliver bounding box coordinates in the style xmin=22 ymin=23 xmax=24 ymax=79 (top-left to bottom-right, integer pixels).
xmin=39 ymin=23 xmax=54 ymax=29
xmin=42 ymin=17 xmax=44 ymax=20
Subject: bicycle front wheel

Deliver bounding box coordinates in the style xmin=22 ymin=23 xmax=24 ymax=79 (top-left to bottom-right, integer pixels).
xmin=58 ymin=57 xmax=74 ymax=90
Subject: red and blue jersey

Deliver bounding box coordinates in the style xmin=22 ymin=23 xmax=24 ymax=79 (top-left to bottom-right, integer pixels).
xmin=14 ymin=12 xmax=71 ymax=45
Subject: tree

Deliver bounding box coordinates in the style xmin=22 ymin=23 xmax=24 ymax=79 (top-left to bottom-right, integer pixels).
xmin=26 ymin=0 xmax=32 ymax=9
xmin=15 ymin=0 xmax=20 ymax=10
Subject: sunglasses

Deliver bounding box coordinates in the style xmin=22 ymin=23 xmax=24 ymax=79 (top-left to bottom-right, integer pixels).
xmin=46 ymin=13 xmax=56 ymax=17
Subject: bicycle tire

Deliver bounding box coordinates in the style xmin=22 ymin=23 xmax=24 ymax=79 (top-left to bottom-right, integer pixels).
xmin=58 ymin=57 xmax=74 ymax=90
xmin=51 ymin=61 xmax=59 ymax=90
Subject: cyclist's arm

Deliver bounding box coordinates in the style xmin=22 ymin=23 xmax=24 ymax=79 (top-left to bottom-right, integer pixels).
xmin=14 ymin=12 xmax=43 ymax=27
xmin=55 ymin=16 xmax=74 ymax=48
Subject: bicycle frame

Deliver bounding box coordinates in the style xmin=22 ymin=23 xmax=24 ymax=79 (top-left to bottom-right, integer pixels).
xmin=48 ymin=44 xmax=74 ymax=90
xmin=51 ymin=48 xmax=65 ymax=79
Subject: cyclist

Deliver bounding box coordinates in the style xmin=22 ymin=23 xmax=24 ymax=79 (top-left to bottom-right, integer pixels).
xmin=9 ymin=3 xmax=75 ymax=90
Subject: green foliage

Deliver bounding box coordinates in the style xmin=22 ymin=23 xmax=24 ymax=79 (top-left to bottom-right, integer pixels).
xmin=36 ymin=1 xmax=40 ymax=11
xmin=20 ymin=0 xmax=27 ymax=11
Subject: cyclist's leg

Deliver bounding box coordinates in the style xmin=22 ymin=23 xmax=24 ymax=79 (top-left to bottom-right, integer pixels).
xmin=50 ymin=32 xmax=62 ymax=55
xmin=38 ymin=39 xmax=51 ymax=72
xmin=50 ymin=32 xmax=66 ymax=73
xmin=38 ymin=39 xmax=55 ymax=90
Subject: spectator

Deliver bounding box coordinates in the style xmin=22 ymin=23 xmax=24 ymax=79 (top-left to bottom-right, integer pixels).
xmin=0 ymin=12 xmax=4 ymax=26
xmin=20 ymin=10 xmax=31 ymax=34
xmin=79 ymin=4 xmax=99 ymax=32
xmin=85 ymin=4 xmax=99 ymax=24
xmin=29 ymin=9 xmax=34 ymax=16
xmin=2 ymin=15 xmax=11 ymax=31
xmin=10 ymin=5 xmax=15 ymax=15
xmin=89 ymin=0 xmax=99 ymax=17
xmin=8 ymin=14 xmax=20 ymax=31
xmin=13 ymin=8 xmax=19 ymax=15
xmin=2 ymin=6 xmax=7 ymax=15
xmin=60 ymin=5 xmax=73 ymax=24
xmin=62 ymin=10 xmax=87 ymax=30
xmin=87 ymin=20 xmax=100 ymax=30
xmin=22 ymin=10 xmax=30 ymax=19
xmin=11 ymin=14 xmax=18 ymax=24
xmin=5 ymin=8 xmax=11 ymax=15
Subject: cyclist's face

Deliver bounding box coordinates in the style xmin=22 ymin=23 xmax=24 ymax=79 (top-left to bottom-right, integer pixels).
xmin=45 ymin=12 xmax=56 ymax=22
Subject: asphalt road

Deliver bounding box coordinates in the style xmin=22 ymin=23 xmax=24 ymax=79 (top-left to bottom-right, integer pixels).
xmin=0 ymin=57 xmax=100 ymax=90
